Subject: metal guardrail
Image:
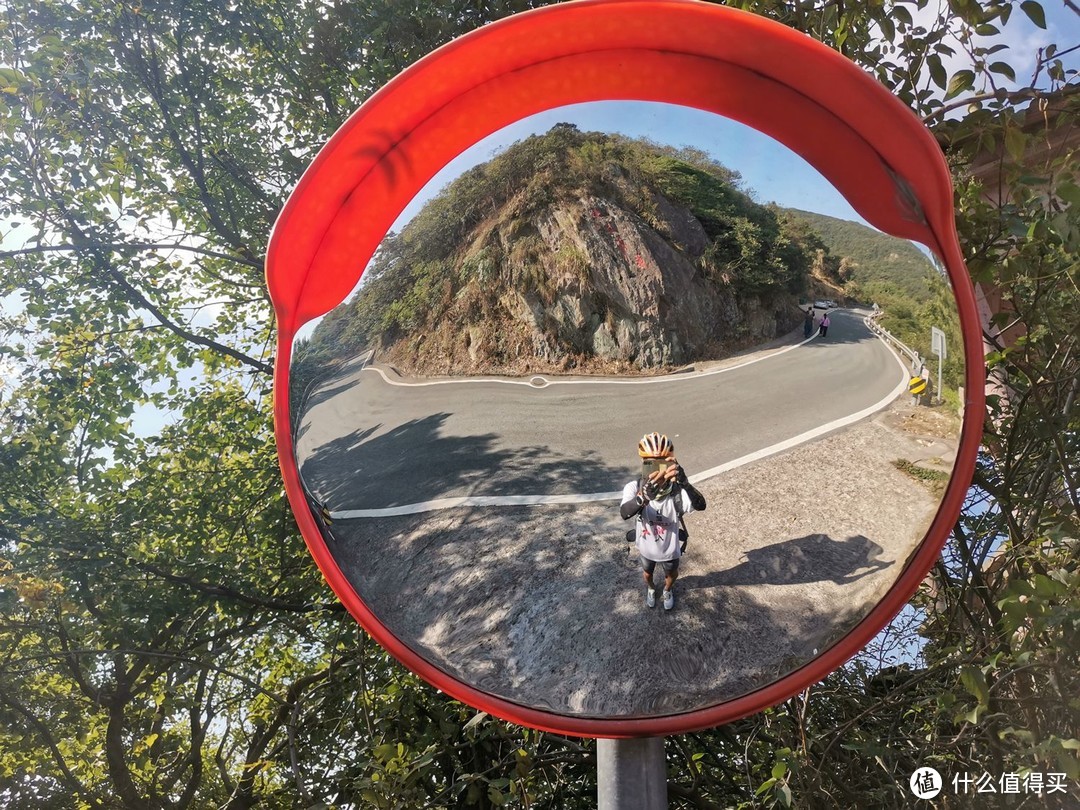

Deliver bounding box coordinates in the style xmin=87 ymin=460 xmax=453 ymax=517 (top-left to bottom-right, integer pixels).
xmin=865 ymin=311 xmax=922 ymax=373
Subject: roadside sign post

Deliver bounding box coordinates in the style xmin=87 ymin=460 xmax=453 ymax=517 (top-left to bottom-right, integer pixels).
xmin=931 ymin=327 xmax=947 ymax=404
xmin=598 ymin=738 xmax=667 ymax=809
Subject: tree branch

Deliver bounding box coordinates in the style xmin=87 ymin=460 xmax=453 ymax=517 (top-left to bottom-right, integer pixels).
xmin=225 ymin=663 xmax=338 ymax=810
xmin=12 ymin=649 xmax=288 ymax=705
xmin=0 ymin=684 xmax=105 ymax=809
xmin=923 ymin=83 xmax=1080 ymax=124
xmin=668 ymin=782 xmax=725 ymax=810
xmin=104 ymin=690 xmax=150 ymax=809
xmin=0 ymin=241 xmax=263 ymax=268
xmin=100 ymin=258 xmax=273 ymax=375
xmin=122 ymin=551 xmax=324 ymax=614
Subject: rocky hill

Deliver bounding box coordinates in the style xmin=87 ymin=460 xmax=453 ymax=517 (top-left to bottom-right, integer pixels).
xmin=300 ymin=126 xmax=852 ymax=378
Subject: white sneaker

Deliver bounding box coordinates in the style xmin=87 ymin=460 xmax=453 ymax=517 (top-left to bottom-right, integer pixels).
xmin=646 ymin=588 xmax=656 ymax=608
xmin=663 ymin=590 xmax=674 ymax=610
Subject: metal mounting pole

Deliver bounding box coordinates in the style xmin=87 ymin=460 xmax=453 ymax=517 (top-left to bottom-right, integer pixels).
xmin=936 ymin=352 xmax=943 ymax=406
xmin=597 ymin=737 xmax=667 ymax=810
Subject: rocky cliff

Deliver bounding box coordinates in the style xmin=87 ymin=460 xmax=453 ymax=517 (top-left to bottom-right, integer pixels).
xmin=306 ymin=126 xmax=821 ymax=377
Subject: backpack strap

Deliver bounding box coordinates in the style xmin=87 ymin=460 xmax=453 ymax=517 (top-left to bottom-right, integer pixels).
xmin=675 ymin=486 xmax=689 ymax=551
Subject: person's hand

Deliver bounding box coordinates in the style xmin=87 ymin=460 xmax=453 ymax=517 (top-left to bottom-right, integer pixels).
xmin=642 ymin=475 xmax=661 ymax=500
xmin=642 ymin=468 xmax=666 ymax=498
xmin=661 ymin=458 xmax=683 ymax=483
xmin=672 ymin=462 xmax=689 ymax=485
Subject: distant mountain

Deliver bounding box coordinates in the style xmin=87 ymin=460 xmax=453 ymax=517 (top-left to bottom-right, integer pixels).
xmin=780 ymin=208 xmax=937 ymax=303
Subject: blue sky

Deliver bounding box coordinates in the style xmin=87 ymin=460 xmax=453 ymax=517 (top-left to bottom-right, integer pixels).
xmin=391 ymin=101 xmax=867 ymax=232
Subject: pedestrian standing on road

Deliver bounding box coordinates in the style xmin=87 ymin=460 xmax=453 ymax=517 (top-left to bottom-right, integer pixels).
xmin=620 ymin=432 xmax=706 ymax=611
xmin=819 ymin=312 xmax=831 ymax=338
xmin=803 ymin=307 xmax=814 ymax=338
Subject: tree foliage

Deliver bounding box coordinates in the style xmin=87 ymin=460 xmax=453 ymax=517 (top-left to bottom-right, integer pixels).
xmin=1 ymin=0 xmax=1078 ymax=807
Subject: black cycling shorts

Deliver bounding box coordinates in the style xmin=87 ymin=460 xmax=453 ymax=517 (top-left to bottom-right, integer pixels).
xmin=640 ymin=555 xmax=679 ymax=575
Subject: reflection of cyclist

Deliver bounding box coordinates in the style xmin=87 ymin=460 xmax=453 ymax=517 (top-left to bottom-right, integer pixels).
xmin=620 ymin=432 xmax=706 ymax=610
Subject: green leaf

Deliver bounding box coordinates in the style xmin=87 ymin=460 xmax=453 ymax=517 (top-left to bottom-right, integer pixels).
xmin=960 ymin=704 xmax=986 ymax=724
xmin=945 ymin=70 xmax=975 ymax=99
xmin=463 ymin=711 xmax=488 ymax=731
xmin=999 ymin=727 xmax=1035 ymax=743
xmin=960 ymin=665 xmax=990 ymax=706
xmin=1005 ymin=126 xmax=1026 ymax=162
xmin=927 ymin=55 xmax=947 ymax=90
xmin=1056 ymin=182 xmax=1080 ymax=207
xmin=1020 ymin=0 xmax=1047 ymax=28
xmin=777 ymin=783 xmax=793 ymax=808
xmin=1032 ymin=573 xmax=1067 ymax=599
xmin=988 ymin=62 xmax=1016 ymax=82
xmin=372 ymin=743 xmax=398 ymax=762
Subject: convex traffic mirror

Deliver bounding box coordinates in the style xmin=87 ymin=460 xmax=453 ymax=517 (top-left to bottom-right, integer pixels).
xmin=267 ymin=0 xmax=984 ymax=737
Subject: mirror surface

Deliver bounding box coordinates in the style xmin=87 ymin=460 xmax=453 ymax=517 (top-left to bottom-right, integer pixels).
xmin=288 ymin=102 xmax=964 ymax=717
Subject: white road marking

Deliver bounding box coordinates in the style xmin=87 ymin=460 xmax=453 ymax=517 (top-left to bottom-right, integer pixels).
xmin=331 ymin=491 xmax=620 ymax=519
xmin=327 ymin=321 xmax=909 ymax=520
xmin=359 ymin=330 xmax=821 ymax=388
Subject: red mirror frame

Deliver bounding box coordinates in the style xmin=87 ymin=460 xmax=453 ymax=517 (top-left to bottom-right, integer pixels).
xmin=266 ymin=0 xmax=985 ymax=737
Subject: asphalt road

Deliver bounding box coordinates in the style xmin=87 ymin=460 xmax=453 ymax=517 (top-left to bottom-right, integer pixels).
xmin=295 ymin=308 xmax=905 ymax=513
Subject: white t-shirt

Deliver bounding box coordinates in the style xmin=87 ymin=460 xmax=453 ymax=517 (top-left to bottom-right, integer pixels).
xmin=621 ymin=480 xmax=695 ymax=562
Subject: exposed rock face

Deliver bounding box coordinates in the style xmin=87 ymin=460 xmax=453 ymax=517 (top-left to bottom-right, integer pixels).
xmin=427 ymin=191 xmax=798 ymax=374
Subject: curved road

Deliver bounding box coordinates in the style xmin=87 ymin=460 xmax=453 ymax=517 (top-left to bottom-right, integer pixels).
xmin=296 ymin=308 xmax=906 ymax=515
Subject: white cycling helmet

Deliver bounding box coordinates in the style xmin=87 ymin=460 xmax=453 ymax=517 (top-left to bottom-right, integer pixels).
xmin=638 ymin=432 xmax=674 ymax=458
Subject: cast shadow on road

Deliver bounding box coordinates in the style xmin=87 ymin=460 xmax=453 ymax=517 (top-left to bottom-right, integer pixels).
xmin=299 ymin=411 xmax=629 ymax=512
xmin=291 ymin=347 xmax=380 ymax=435
xmin=303 ymin=375 xmax=364 ymax=414
xmin=290 ymin=375 xmax=365 ymax=447
xmin=679 ymin=533 xmax=891 ymax=591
